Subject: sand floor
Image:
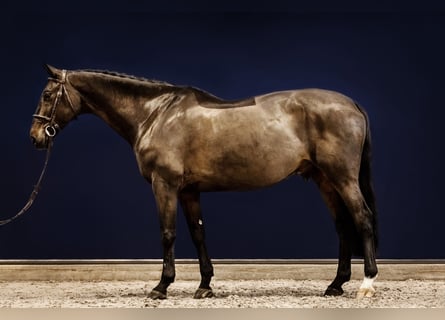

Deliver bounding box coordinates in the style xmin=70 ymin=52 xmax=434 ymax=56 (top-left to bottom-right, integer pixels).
xmin=0 ymin=279 xmax=444 ymax=308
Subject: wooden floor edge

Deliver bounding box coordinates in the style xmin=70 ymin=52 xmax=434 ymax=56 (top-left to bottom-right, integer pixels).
xmin=0 ymin=261 xmax=444 ymax=281
xmin=1 ymin=259 xmax=445 ymax=265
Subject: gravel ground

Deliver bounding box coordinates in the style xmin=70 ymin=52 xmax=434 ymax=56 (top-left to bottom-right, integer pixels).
xmin=0 ymin=279 xmax=444 ymax=308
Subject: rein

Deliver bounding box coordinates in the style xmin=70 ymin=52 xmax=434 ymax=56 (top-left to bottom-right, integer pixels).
xmin=0 ymin=141 xmax=53 ymax=226
xmin=0 ymin=70 xmax=73 ymax=226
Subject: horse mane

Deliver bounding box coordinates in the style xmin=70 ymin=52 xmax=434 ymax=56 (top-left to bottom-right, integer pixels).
xmin=79 ymin=69 xmax=174 ymax=87
xmin=76 ymin=69 xmax=254 ymax=107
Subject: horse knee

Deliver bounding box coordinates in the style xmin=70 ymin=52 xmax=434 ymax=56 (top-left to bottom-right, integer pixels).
xmin=161 ymin=229 xmax=176 ymax=246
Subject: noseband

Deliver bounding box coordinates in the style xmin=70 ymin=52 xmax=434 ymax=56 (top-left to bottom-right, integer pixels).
xmin=33 ymin=69 xmax=77 ymax=137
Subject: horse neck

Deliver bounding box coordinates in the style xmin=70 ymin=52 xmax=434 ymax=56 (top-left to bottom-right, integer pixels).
xmin=70 ymin=71 xmax=174 ymax=146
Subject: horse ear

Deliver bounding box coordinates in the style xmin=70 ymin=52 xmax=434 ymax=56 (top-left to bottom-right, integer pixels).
xmin=43 ymin=64 xmax=60 ymax=78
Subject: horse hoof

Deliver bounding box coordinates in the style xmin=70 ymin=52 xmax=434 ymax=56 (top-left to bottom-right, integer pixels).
xmin=356 ymin=287 xmax=375 ymax=299
xmin=148 ymin=289 xmax=167 ymax=300
xmin=194 ymin=288 xmax=214 ymax=299
xmin=324 ymin=286 xmax=344 ymax=296
xmin=357 ymin=276 xmax=377 ymax=299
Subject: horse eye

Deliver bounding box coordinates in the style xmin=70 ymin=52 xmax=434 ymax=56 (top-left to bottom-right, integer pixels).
xmin=43 ymin=92 xmax=51 ymax=101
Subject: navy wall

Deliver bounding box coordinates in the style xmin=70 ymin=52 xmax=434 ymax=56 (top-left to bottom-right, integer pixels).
xmin=1 ymin=9 xmax=444 ymax=259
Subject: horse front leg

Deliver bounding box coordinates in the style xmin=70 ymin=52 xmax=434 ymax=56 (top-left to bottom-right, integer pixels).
xmin=148 ymin=176 xmax=178 ymax=300
xmin=179 ymin=190 xmax=214 ymax=299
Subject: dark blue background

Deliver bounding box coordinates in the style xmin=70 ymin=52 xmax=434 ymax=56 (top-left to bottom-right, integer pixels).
xmin=1 ymin=8 xmax=444 ymax=259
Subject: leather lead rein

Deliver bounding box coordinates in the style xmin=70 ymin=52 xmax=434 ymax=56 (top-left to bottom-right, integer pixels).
xmin=0 ymin=140 xmax=53 ymax=226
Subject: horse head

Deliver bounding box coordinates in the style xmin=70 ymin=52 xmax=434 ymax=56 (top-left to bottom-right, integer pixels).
xmin=30 ymin=65 xmax=80 ymax=149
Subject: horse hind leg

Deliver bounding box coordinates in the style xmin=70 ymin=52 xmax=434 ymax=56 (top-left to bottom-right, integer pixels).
xmin=311 ymin=168 xmax=353 ymax=296
xmin=326 ymin=174 xmax=378 ymax=299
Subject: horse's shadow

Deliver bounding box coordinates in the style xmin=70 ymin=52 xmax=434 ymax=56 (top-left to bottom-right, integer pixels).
xmin=164 ymin=283 xmax=335 ymax=299
xmin=214 ymin=287 xmax=324 ymax=299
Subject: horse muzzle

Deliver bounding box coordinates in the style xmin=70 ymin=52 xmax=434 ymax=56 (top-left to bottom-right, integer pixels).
xmin=30 ymin=128 xmax=52 ymax=150
xmin=30 ymin=135 xmax=49 ymax=150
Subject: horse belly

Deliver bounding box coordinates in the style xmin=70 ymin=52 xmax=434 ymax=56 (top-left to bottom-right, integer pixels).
xmin=187 ymin=126 xmax=307 ymax=191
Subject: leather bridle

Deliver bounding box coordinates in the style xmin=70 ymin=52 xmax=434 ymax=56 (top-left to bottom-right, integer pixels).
xmin=33 ymin=69 xmax=77 ymax=137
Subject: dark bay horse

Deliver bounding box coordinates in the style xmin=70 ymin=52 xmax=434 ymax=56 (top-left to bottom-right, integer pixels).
xmin=30 ymin=65 xmax=378 ymax=299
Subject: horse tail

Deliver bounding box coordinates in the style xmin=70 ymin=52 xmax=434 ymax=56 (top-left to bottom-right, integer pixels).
xmin=355 ymin=102 xmax=379 ymax=252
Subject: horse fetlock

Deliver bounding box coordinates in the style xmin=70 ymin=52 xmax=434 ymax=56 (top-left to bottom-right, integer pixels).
xmin=200 ymin=264 xmax=214 ymax=277
xmin=337 ymin=271 xmax=351 ymax=283
xmin=160 ymin=274 xmax=175 ymax=284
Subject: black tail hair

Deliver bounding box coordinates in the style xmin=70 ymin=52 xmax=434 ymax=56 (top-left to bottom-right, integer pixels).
xmin=355 ymin=102 xmax=379 ymax=252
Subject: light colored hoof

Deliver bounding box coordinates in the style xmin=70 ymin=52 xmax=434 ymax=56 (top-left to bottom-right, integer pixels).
xmin=356 ymin=286 xmax=375 ymax=299
xmin=356 ymin=275 xmax=377 ymax=299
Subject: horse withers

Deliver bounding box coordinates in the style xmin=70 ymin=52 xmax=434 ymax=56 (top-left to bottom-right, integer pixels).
xmin=30 ymin=65 xmax=378 ymax=299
